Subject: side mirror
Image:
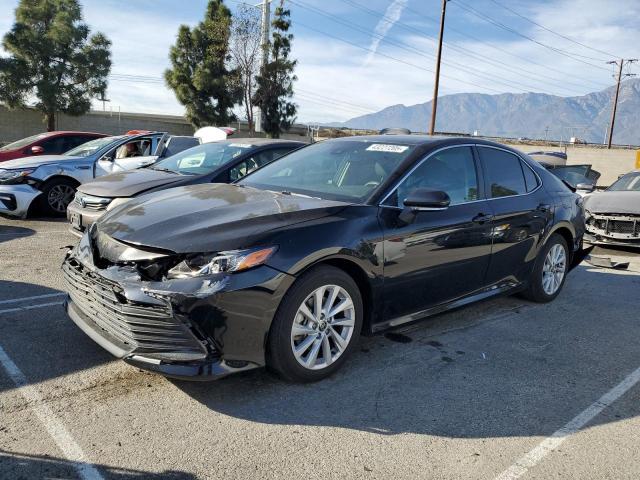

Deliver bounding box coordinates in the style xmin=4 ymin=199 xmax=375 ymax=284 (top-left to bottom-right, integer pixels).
xmin=31 ymin=145 xmax=45 ymax=155
xmin=397 ymin=189 xmax=450 ymax=226
xmin=403 ymin=189 xmax=451 ymax=210
xmin=576 ymin=183 xmax=595 ymax=192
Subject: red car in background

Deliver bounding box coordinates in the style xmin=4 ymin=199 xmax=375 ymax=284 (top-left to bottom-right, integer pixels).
xmin=0 ymin=131 xmax=106 ymax=162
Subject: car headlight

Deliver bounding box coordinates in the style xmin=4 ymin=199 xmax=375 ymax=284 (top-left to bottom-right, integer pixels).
xmin=0 ymin=168 xmax=35 ymax=184
xmin=166 ymin=246 xmax=277 ymax=279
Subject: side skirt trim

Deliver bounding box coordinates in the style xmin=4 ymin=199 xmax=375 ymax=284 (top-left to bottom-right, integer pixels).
xmin=372 ymin=281 xmax=522 ymax=333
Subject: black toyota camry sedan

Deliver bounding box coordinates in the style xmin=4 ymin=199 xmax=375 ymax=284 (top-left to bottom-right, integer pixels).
xmin=63 ymin=135 xmax=586 ymax=382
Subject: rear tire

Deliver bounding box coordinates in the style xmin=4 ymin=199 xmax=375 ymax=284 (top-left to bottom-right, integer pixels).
xmin=267 ymin=266 xmax=363 ymax=382
xmin=520 ymin=233 xmax=569 ymax=303
xmin=40 ymin=178 xmax=77 ymax=217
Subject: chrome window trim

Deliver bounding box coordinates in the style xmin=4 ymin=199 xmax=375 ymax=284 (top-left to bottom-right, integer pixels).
xmin=378 ymin=143 xmax=480 ymax=207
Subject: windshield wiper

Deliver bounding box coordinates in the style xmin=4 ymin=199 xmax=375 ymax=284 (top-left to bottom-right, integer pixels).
xmin=149 ymin=167 xmax=178 ymax=174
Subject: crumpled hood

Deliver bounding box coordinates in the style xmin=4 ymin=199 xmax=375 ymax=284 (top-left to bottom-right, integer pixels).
xmin=78 ymin=168 xmax=186 ymax=198
xmin=97 ymin=183 xmax=350 ymax=253
xmin=0 ymin=155 xmax=81 ymax=170
xmin=584 ymin=191 xmax=640 ymax=214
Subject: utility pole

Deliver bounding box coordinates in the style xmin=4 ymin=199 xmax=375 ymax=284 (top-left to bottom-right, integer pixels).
xmin=606 ymin=58 xmax=637 ymax=149
xmin=254 ymin=0 xmax=272 ymax=134
xmin=429 ymin=0 xmax=448 ymax=136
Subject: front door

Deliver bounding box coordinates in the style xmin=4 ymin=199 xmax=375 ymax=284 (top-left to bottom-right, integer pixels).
xmin=379 ymin=146 xmax=494 ymax=322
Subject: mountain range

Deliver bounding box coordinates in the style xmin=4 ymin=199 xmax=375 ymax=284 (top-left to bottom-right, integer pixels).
xmin=331 ymin=79 xmax=640 ymax=145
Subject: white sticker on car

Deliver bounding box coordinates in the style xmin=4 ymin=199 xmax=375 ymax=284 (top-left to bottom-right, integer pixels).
xmin=229 ymin=143 xmax=253 ymax=148
xmin=366 ymin=144 xmax=409 ymax=153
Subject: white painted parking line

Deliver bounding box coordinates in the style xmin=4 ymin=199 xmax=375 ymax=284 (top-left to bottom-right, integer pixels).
xmin=494 ymin=364 xmax=640 ymax=480
xmin=0 ymin=344 xmax=104 ymax=480
xmin=0 ymin=293 xmax=66 ymax=305
xmin=0 ymin=300 xmax=64 ymax=316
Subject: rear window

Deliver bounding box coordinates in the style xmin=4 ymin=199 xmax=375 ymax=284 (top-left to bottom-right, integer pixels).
xmin=478 ymin=147 xmax=527 ymax=198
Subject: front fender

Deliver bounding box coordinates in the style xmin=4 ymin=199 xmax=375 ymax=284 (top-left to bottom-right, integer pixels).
xmin=31 ymin=163 xmax=93 ymax=186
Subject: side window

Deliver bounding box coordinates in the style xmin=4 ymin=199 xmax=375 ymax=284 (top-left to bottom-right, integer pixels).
xmin=391 ymin=146 xmax=479 ymax=207
xmin=63 ymin=136 xmax=92 ymax=152
xmin=39 ymin=136 xmax=67 ymax=154
xmin=229 ymin=157 xmax=260 ymax=182
xmin=478 ymin=147 xmax=527 ymax=198
xmin=521 ymin=161 xmax=539 ymax=192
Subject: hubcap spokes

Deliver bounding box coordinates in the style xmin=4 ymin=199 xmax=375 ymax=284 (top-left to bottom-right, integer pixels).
xmin=542 ymin=244 xmax=567 ymax=295
xmin=291 ymin=285 xmax=355 ymax=370
xmin=48 ymin=185 xmax=75 ymax=213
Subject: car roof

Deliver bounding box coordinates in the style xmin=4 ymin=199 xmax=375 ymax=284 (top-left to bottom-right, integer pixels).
xmin=43 ymin=131 xmax=107 ymax=136
xmin=329 ymin=134 xmax=517 ymax=150
xmin=218 ymin=138 xmax=306 ymax=146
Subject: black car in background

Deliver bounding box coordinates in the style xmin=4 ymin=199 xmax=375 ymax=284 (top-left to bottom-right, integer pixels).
xmin=67 ymin=138 xmax=305 ymax=235
xmin=63 ymin=136 xmax=585 ymax=382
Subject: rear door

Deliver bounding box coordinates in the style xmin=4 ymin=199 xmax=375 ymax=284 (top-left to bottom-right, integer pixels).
xmin=477 ymin=146 xmax=551 ymax=286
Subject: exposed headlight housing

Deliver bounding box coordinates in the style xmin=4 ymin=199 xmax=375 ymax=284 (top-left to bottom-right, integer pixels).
xmin=166 ymin=246 xmax=277 ymax=279
xmin=0 ymin=168 xmax=35 ymax=184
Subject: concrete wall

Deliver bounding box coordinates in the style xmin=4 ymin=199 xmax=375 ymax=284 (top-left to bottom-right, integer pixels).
xmin=514 ymin=144 xmax=638 ymax=186
xmin=0 ymin=106 xmax=310 ymax=145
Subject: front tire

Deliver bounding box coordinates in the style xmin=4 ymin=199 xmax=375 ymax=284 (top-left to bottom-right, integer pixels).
xmin=521 ymin=233 xmax=569 ymax=303
xmin=267 ymin=266 xmax=363 ymax=382
xmin=40 ymin=178 xmax=77 ymax=217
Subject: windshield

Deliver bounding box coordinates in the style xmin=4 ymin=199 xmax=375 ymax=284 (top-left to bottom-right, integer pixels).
xmin=0 ymin=133 xmax=49 ymax=151
xmin=608 ymin=172 xmax=640 ymax=191
xmin=148 ymin=142 xmax=257 ymax=175
xmin=239 ymin=140 xmax=415 ymax=202
xmin=64 ymin=136 xmax=120 ymax=157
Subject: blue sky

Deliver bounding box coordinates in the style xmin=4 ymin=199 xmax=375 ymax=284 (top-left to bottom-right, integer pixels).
xmin=0 ymin=0 xmax=638 ymax=124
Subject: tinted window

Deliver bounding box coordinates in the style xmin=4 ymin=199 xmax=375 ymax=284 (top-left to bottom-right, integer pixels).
xmin=64 ymin=136 xmax=121 ymax=157
xmin=389 ymin=146 xmax=478 ymax=207
xmin=608 ymin=172 xmax=640 ymax=191
xmin=479 ymin=147 xmax=527 ymax=198
xmin=240 ymin=140 xmax=415 ymax=202
xmin=39 ymin=136 xmax=67 ymax=154
xmin=149 ymin=142 xmax=261 ymax=175
xmin=0 ymin=133 xmax=49 ymax=151
xmin=522 ymin=162 xmax=539 ymax=192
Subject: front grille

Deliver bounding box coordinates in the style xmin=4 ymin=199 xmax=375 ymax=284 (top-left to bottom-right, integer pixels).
xmin=73 ymin=194 xmax=111 ymax=212
xmin=592 ymin=218 xmax=638 ymax=236
xmin=63 ymin=258 xmax=208 ymax=361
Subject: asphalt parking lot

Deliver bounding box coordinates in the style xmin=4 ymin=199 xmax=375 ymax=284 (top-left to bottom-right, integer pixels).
xmin=1 ymin=216 xmax=639 ymax=480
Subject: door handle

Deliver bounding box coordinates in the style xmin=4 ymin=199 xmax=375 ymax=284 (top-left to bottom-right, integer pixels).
xmin=472 ymin=213 xmax=494 ymax=223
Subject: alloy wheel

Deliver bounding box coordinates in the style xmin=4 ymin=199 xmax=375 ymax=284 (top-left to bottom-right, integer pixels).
xmin=542 ymin=243 xmax=567 ymax=295
xmin=48 ymin=184 xmax=76 ymax=213
xmin=290 ymin=284 xmax=356 ymax=370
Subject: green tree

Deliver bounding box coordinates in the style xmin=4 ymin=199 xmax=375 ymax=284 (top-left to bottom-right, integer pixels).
xmin=165 ymin=0 xmax=241 ymax=129
xmin=253 ymin=0 xmax=297 ymax=138
xmin=0 ymin=0 xmax=111 ymax=131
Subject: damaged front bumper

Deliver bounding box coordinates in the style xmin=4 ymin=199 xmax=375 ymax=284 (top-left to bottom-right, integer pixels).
xmin=585 ymin=213 xmax=640 ymax=248
xmin=0 ymin=184 xmax=42 ymax=218
xmin=62 ymin=232 xmax=295 ymax=380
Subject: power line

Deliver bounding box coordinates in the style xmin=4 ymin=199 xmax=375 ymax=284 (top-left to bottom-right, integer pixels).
xmin=453 ymin=1 xmax=611 ymax=71
xmin=606 ymin=58 xmax=637 ymax=148
xmin=342 ymin=0 xmax=610 ymax=92
xmin=291 ymin=0 xmax=583 ymax=96
xmin=487 ymin=0 xmax=620 ymax=59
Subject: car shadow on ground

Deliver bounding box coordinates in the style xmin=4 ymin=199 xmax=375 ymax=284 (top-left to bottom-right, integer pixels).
xmin=0 ymin=281 xmax=114 ymax=394
xmin=0 ymin=225 xmax=35 ymax=243
xmin=177 ymin=263 xmax=640 ymax=439
xmin=0 ymin=450 xmax=198 ymax=480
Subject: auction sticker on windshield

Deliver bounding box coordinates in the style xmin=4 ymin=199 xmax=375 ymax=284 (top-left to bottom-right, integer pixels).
xmin=229 ymin=143 xmax=253 ymax=148
xmin=366 ymin=144 xmax=409 ymax=153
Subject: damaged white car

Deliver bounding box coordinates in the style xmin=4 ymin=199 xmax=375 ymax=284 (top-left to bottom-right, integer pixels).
xmin=584 ymin=170 xmax=640 ymax=248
